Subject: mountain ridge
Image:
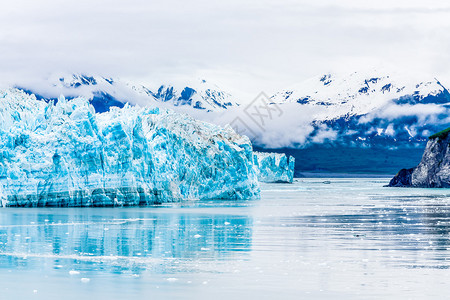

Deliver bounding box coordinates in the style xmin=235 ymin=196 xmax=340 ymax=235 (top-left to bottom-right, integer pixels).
xmin=14 ymin=73 xmax=239 ymax=114
xmin=8 ymin=69 xmax=450 ymax=174
xmin=10 ymin=69 xmax=450 ymax=151
xmin=265 ymin=69 xmax=450 ymax=149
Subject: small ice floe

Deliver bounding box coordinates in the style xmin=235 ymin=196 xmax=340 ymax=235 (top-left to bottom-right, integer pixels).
xmin=69 ymin=270 xmax=80 ymax=275
xmin=80 ymin=278 xmax=90 ymax=283
xmin=194 ymin=234 xmax=202 ymax=239
xmin=166 ymin=278 xmax=178 ymax=282
xmin=224 ymin=222 xmax=230 ymax=225
xmin=200 ymin=247 xmax=210 ymax=251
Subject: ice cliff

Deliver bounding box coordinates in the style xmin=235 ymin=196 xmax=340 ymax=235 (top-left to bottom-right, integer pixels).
xmin=253 ymin=152 xmax=295 ymax=183
xmin=0 ymin=89 xmax=260 ymax=207
xmin=388 ymin=128 xmax=450 ymax=188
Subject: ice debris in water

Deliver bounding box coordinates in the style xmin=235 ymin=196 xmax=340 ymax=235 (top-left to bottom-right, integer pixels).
xmin=253 ymin=152 xmax=295 ymax=183
xmin=69 ymin=270 xmax=80 ymax=275
xmin=0 ymin=88 xmax=260 ymax=207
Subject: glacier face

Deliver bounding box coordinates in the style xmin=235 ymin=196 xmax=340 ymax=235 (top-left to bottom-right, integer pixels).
xmin=0 ymin=89 xmax=260 ymax=207
xmin=253 ymin=152 xmax=295 ymax=183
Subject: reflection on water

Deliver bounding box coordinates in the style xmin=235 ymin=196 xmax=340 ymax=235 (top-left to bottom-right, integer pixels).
xmin=3 ymin=179 xmax=450 ymax=299
xmin=0 ymin=207 xmax=253 ymax=275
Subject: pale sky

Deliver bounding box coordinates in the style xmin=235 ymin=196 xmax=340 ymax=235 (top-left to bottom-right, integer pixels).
xmin=1 ymin=0 xmax=450 ymax=100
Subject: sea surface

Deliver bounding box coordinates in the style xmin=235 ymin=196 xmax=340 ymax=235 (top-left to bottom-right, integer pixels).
xmin=2 ymin=178 xmax=450 ymax=299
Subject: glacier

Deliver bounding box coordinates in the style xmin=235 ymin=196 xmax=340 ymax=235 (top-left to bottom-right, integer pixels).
xmin=0 ymin=89 xmax=260 ymax=207
xmin=253 ymin=152 xmax=295 ymax=183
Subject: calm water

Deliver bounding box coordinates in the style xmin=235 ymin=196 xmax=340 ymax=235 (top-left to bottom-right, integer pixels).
xmin=2 ymin=178 xmax=450 ymax=299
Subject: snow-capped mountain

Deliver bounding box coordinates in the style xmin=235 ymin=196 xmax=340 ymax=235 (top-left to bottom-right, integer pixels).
xmin=17 ymin=73 xmax=238 ymax=113
xmin=7 ymin=68 xmax=450 ymax=174
xmin=268 ymin=69 xmax=450 ymax=148
xmin=11 ymin=69 xmax=450 ymax=151
xmin=271 ymin=70 xmax=449 ymax=119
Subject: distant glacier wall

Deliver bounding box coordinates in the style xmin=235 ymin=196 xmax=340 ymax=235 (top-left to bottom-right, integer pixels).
xmin=253 ymin=152 xmax=295 ymax=183
xmin=0 ymin=89 xmax=260 ymax=207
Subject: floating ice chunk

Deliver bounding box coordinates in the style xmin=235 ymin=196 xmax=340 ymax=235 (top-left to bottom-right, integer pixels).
xmin=69 ymin=270 xmax=80 ymax=275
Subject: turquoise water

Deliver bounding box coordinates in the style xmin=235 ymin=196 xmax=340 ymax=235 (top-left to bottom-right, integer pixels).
xmin=2 ymin=178 xmax=450 ymax=299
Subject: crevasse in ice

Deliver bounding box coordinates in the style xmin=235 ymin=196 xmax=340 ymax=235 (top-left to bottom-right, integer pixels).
xmin=0 ymin=89 xmax=260 ymax=207
xmin=253 ymin=152 xmax=295 ymax=183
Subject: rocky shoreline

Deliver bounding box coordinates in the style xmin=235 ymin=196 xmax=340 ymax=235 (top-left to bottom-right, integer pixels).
xmin=388 ymin=128 xmax=450 ymax=188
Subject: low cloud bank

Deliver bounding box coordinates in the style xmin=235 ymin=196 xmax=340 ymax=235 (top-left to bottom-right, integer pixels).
xmin=4 ymin=76 xmax=450 ymax=150
xmin=200 ymin=100 xmax=450 ymax=149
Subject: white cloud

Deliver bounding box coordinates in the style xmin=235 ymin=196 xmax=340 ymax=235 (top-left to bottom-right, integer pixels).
xmin=310 ymin=125 xmax=338 ymax=144
xmin=1 ymin=0 xmax=450 ymax=100
xmin=2 ymin=0 xmax=450 ymax=150
xmin=360 ymin=103 xmax=447 ymax=123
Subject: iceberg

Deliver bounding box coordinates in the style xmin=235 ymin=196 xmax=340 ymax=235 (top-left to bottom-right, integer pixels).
xmin=0 ymin=89 xmax=260 ymax=207
xmin=253 ymin=152 xmax=295 ymax=183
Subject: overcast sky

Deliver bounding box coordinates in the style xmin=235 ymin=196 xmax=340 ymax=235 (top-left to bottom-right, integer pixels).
xmin=1 ymin=0 xmax=450 ymax=100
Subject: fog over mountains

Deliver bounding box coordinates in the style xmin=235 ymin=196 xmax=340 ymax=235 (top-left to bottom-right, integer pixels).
xmin=268 ymin=69 xmax=450 ymax=148
xmin=15 ymin=73 xmax=238 ymax=113
xmin=13 ymin=68 xmax=450 ymax=154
